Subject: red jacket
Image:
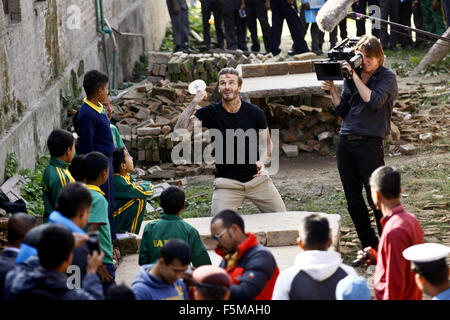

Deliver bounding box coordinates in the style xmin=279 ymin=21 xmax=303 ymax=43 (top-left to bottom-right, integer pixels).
xmin=374 ymin=205 xmax=424 ymax=300
xmin=215 ymin=233 xmax=279 ymax=300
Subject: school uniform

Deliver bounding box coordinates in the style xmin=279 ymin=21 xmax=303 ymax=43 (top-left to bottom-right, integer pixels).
xmin=138 ymin=214 xmax=211 ymax=267
xmin=113 ymin=174 xmax=154 ymax=234
xmin=77 ymin=98 xmax=117 ymax=242
xmin=86 ymin=185 xmax=115 ymax=287
xmin=111 ymin=124 xmax=125 ymax=149
xmin=42 ymin=157 xmax=75 ymax=222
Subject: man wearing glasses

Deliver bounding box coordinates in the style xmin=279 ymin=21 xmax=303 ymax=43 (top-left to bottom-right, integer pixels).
xmin=210 ymin=209 xmax=279 ymax=300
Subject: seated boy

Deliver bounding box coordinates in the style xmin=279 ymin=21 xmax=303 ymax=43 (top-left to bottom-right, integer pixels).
xmin=42 ymin=129 xmax=76 ymax=222
xmin=4 ymin=224 xmax=104 ymax=300
xmin=139 ymin=186 xmax=211 ymax=267
xmin=112 ymin=148 xmax=154 ymax=234
xmin=83 ymin=151 xmax=116 ymax=289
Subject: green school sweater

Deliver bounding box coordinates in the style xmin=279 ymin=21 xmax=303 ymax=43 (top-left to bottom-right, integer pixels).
xmin=139 ymin=214 xmax=211 ymax=267
xmin=86 ymin=185 xmax=114 ymax=264
xmin=113 ymin=174 xmax=154 ymax=234
xmin=42 ymin=157 xmax=75 ymax=222
xmin=111 ymin=124 xmax=125 ymax=149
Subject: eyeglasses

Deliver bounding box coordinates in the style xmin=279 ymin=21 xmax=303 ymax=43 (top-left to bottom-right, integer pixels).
xmin=212 ymin=229 xmax=228 ymax=241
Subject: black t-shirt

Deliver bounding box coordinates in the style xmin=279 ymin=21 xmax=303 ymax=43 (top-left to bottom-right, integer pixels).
xmin=195 ymin=100 xmax=268 ymax=182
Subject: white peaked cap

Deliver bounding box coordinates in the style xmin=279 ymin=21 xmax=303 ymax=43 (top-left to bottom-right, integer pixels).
xmin=403 ymin=243 xmax=450 ymax=263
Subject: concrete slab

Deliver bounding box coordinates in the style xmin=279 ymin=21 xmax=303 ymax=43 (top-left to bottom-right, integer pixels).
xmin=139 ymin=211 xmax=341 ymax=251
xmin=115 ymin=246 xmax=301 ymax=288
xmin=239 ymin=72 xmax=343 ymax=99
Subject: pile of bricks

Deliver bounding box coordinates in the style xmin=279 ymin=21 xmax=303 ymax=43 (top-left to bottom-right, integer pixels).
xmin=251 ymin=94 xmax=339 ymax=157
xmin=146 ymin=50 xmax=315 ymax=85
xmin=110 ymin=79 xmax=218 ymax=179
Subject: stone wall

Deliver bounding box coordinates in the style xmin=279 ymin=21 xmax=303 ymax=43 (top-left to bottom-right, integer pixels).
xmin=0 ymin=0 xmax=169 ymax=183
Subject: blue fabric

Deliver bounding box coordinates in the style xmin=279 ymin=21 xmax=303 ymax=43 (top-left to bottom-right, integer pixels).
xmin=77 ymin=101 xmax=115 ymax=157
xmin=131 ymin=264 xmax=189 ymax=300
xmin=15 ymin=243 xmax=38 ymax=265
xmin=49 ymin=211 xmax=85 ymax=234
xmin=4 ymin=256 xmax=104 ymax=300
xmin=433 ymin=288 xmax=450 ymax=300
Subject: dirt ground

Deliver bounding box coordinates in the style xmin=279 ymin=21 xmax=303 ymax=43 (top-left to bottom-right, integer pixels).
xmin=183 ymin=69 xmax=450 ymax=270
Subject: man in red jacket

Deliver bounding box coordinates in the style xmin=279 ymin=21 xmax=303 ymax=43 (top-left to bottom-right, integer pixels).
xmin=357 ymin=166 xmax=424 ymax=300
xmin=210 ymin=209 xmax=279 ymax=300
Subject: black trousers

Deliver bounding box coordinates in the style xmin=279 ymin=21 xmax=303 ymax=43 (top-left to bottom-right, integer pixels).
xmin=166 ymin=0 xmax=190 ymax=49
xmin=270 ymin=0 xmax=309 ymax=55
xmin=412 ymin=1 xmax=427 ymax=43
xmin=352 ymin=0 xmax=380 ymax=38
xmin=245 ymin=0 xmax=272 ymax=52
xmin=336 ymin=136 xmax=384 ymax=250
xmin=379 ymin=0 xmax=401 ymax=49
xmin=330 ymin=19 xmax=348 ymax=48
xmin=201 ymin=0 xmax=225 ymax=50
xmin=221 ymin=0 xmax=248 ymax=50
xmin=398 ymin=0 xmax=413 ymax=47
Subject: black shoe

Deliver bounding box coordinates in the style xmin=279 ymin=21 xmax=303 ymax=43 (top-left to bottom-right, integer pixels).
xmin=288 ymin=48 xmax=308 ymax=56
xmin=174 ymin=46 xmax=183 ymax=53
xmin=271 ymin=48 xmax=281 ymax=55
xmin=182 ymin=47 xmax=194 ymax=54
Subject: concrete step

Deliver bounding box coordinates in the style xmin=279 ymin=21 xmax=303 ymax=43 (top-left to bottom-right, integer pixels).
xmin=139 ymin=211 xmax=341 ymax=251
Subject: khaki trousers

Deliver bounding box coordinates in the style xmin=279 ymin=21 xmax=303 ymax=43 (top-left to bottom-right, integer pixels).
xmin=211 ymin=174 xmax=286 ymax=216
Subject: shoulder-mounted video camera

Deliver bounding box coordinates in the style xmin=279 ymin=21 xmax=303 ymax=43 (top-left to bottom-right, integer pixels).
xmin=314 ymin=37 xmax=363 ymax=81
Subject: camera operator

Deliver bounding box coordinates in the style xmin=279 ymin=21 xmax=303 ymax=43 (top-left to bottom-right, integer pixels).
xmin=321 ymin=35 xmax=398 ymax=251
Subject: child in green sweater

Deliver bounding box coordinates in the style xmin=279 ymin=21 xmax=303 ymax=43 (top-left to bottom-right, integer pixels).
xmin=42 ymin=129 xmax=76 ymax=222
xmin=112 ymin=148 xmax=154 ymax=234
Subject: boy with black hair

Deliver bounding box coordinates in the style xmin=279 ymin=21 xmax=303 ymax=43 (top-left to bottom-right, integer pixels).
xmin=105 ymin=284 xmax=136 ymax=300
xmin=77 ymin=70 xmax=117 ymax=243
xmin=69 ymin=154 xmax=86 ymax=182
xmin=139 ymin=186 xmax=211 ymax=267
xmin=83 ymin=151 xmax=116 ymax=289
xmin=0 ymin=213 xmax=36 ymax=300
xmin=42 ymin=129 xmax=76 ymax=222
xmin=112 ymin=148 xmax=154 ymax=234
xmin=132 ymin=239 xmax=191 ymax=300
xmin=4 ymin=224 xmax=105 ymax=300
xmin=272 ymin=214 xmax=357 ymax=300
xmin=49 ymin=182 xmax=93 ymax=279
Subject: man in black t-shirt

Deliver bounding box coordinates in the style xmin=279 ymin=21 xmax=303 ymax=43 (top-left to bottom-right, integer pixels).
xmin=174 ymin=68 xmax=286 ymax=215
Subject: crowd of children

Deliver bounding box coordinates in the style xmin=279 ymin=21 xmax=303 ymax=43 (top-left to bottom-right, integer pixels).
xmin=0 ymin=68 xmax=448 ymax=301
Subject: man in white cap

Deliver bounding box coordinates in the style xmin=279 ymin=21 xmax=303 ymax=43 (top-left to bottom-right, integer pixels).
xmin=403 ymin=243 xmax=450 ymax=300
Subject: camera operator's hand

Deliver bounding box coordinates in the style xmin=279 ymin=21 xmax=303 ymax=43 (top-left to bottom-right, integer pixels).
xmin=87 ymin=250 xmax=105 ymax=275
xmin=322 ymin=81 xmax=341 ymax=107
xmin=357 ymin=247 xmax=377 ymax=266
xmin=340 ymin=60 xmax=353 ymax=75
xmin=322 ymin=81 xmax=337 ymax=94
